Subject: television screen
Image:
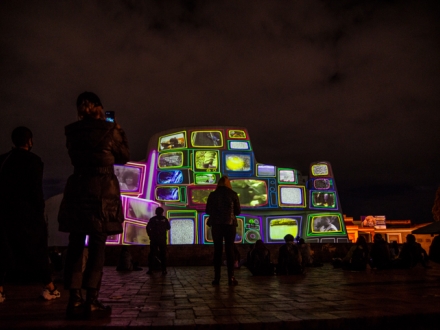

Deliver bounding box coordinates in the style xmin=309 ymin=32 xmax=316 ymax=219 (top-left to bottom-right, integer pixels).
xmin=188 ymin=186 xmax=216 ymax=205
xmin=123 ymin=220 xmax=150 ymax=245
xmin=194 ymin=151 xmax=218 ymax=171
xmin=257 ymin=164 xmax=276 ymax=177
xmin=225 ymin=154 xmax=251 ymax=172
xmin=114 ymin=165 xmax=141 ymax=192
xmin=229 ymin=141 xmax=250 ymax=150
xmin=125 ymin=198 xmax=158 ymax=221
xmin=158 ymin=152 xmax=184 ymax=168
xmin=191 ymin=131 xmax=223 ymax=147
xmin=157 ymin=170 xmax=183 ymax=184
xmin=311 ymin=215 xmax=342 ymax=233
xmin=158 ymin=132 xmax=186 ymax=151
xmin=169 ymin=219 xmax=195 ymax=244
xmin=269 ymin=218 xmax=299 ymax=240
xmin=311 ymin=191 xmax=336 ymax=208
xmin=313 ymin=178 xmax=333 ymax=190
xmin=194 ymin=173 xmax=218 ymax=185
xmin=311 ymin=164 xmax=329 ymax=176
xmin=228 ymin=130 xmax=247 ymax=139
xmin=155 ymin=186 xmax=180 ymax=201
xmin=279 ymin=186 xmax=305 ymax=207
xmin=230 ymin=179 xmax=268 ymax=207
xmin=279 ymin=169 xmax=296 ymax=183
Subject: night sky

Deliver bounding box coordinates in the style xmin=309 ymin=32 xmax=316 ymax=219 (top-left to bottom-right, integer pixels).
xmin=1 ymin=0 xmax=439 ymax=223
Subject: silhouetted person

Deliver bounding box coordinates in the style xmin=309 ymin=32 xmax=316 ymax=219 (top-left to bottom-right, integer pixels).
xmin=58 ymin=92 xmax=129 ymax=319
xmin=277 ymin=234 xmax=303 ymax=275
xmin=333 ymin=236 xmax=369 ymax=271
xmin=394 ymin=234 xmax=429 ymax=269
xmin=370 ymin=233 xmax=391 ymax=269
xmin=146 ymin=207 xmax=170 ymax=275
xmin=429 ymin=235 xmax=440 ymax=264
xmin=390 ymin=241 xmax=400 ymax=260
xmin=248 ymin=240 xmax=274 ymax=276
xmin=205 ymin=176 xmax=241 ymax=286
xmin=0 ymin=127 xmax=60 ymax=303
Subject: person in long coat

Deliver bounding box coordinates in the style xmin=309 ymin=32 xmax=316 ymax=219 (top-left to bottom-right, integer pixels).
xmin=58 ymin=92 xmax=129 ymax=319
xmin=205 ymin=176 xmax=241 ymax=286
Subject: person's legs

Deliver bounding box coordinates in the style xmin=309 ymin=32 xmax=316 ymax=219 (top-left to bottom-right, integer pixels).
xmin=64 ymin=233 xmax=86 ymax=290
xmin=158 ymin=242 xmax=167 ymax=273
xmin=147 ymin=241 xmax=158 ymax=274
xmin=223 ymin=225 xmax=236 ymax=280
xmin=82 ymin=232 xmax=107 ymax=289
xmin=211 ymin=225 xmax=223 ymax=283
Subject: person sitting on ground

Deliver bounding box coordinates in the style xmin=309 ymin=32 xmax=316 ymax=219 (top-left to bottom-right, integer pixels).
xmin=116 ymin=246 xmax=142 ymax=271
xmin=369 ymin=233 xmax=391 ymax=270
xmin=394 ymin=234 xmax=429 ymax=269
xmin=276 ymin=234 xmax=303 ymax=275
xmin=333 ymin=236 xmax=369 ymax=271
xmin=389 ymin=241 xmax=400 ymax=260
xmin=298 ymin=238 xmax=323 ymax=267
xmin=248 ymin=240 xmax=274 ymax=276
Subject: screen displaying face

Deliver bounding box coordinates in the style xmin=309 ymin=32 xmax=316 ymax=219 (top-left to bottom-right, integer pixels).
xmin=279 ymin=170 xmax=295 ymax=183
xmin=257 ymin=165 xmax=275 ymax=177
xmin=311 ymin=192 xmax=336 ymax=208
xmin=123 ymin=221 xmax=150 ymax=245
xmin=156 ymin=187 xmax=180 ymax=201
xmin=225 ymin=154 xmax=251 ymax=171
xmin=195 ymin=151 xmax=218 ymax=171
xmin=280 ymin=187 xmax=303 ymax=205
xmin=159 ymin=132 xmax=186 ymax=150
xmin=269 ymin=218 xmax=298 ymax=240
xmin=312 ymin=215 xmax=341 ymax=232
xmin=231 ymin=179 xmax=267 ymax=207
xmin=170 ymin=219 xmax=195 ymax=244
xmin=157 ymin=170 xmax=183 ymax=184
xmin=158 ymin=152 xmax=183 ymax=168
xmin=114 ymin=165 xmax=141 ymax=192
xmin=311 ymin=164 xmax=329 ymax=176
xmin=191 ymin=131 xmax=223 ymax=147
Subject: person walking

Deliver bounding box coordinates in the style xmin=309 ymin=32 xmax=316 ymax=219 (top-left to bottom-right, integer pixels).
xmin=58 ymin=92 xmax=129 ymax=319
xmin=205 ymin=176 xmax=241 ymax=286
xmin=0 ymin=127 xmax=60 ymax=303
xmin=146 ymin=207 xmax=170 ymax=275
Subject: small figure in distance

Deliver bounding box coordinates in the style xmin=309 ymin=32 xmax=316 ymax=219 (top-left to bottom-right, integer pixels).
xmin=0 ymin=127 xmax=60 ymax=303
xmin=146 ymin=207 xmax=170 ymax=275
xmin=276 ymin=234 xmax=304 ymax=275
xmin=205 ymin=175 xmax=241 ymax=286
xmin=369 ymin=233 xmax=391 ymax=270
xmin=393 ymin=234 xmax=429 ymax=269
xmin=116 ymin=246 xmax=143 ymax=271
xmin=248 ymin=240 xmax=274 ymax=276
xmin=333 ymin=236 xmax=369 ymax=271
xmin=58 ymin=92 xmax=130 ymax=319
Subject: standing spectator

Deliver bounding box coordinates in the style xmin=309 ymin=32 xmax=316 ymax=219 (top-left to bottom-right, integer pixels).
xmin=146 ymin=207 xmax=170 ymax=275
xmin=205 ymin=176 xmax=241 ymax=286
xmin=58 ymin=92 xmax=129 ymax=319
xmin=0 ymin=127 xmax=60 ymax=303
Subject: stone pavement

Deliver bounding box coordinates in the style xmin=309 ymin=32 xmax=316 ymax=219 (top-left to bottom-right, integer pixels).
xmin=1 ymin=263 xmax=440 ymax=329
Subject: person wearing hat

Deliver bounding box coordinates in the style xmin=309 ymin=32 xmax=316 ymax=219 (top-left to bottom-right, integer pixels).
xmin=58 ymin=92 xmax=129 ymax=319
xmin=276 ymin=234 xmax=303 ymax=275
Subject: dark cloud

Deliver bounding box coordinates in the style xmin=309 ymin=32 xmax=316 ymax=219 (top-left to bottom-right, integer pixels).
xmin=1 ymin=0 xmax=439 ymax=223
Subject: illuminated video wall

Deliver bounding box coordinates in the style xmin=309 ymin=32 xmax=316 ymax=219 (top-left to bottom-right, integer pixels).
xmin=111 ymin=127 xmax=348 ymax=245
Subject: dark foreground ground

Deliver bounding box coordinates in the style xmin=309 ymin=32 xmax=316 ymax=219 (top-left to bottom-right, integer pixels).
xmin=1 ymin=263 xmax=440 ymax=330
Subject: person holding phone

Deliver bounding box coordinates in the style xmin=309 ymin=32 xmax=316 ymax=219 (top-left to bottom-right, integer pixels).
xmin=58 ymin=91 xmax=129 ymax=319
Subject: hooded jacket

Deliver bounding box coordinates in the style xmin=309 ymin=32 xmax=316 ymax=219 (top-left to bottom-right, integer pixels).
xmin=205 ymin=185 xmax=241 ymax=226
xmin=58 ymin=119 xmax=129 ymax=234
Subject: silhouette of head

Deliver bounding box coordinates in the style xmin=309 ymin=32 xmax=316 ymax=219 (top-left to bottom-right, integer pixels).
xmin=11 ymin=126 xmax=33 ymax=148
xmin=155 ymin=207 xmax=164 ymax=215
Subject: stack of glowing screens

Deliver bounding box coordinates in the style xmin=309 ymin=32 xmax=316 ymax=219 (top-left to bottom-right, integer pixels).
xmin=123 ymin=220 xmax=150 ymax=245
xmin=169 ymin=219 xmax=195 ymax=244
xmin=230 ymin=179 xmax=268 ymax=207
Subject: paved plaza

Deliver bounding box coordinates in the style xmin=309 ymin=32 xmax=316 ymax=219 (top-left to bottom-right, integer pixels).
xmin=1 ymin=263 xmax=440 ymax=329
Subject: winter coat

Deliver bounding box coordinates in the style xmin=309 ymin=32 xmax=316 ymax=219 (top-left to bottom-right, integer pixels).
xmin=58 ymin=119 xmax=129 ymax=234
xmin=146 ymin=215 xmax=170 ymax=243
xmin=205 ymin=186 xmax=241 ymax=226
